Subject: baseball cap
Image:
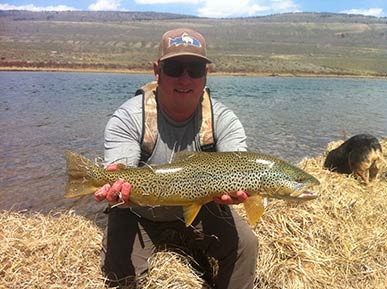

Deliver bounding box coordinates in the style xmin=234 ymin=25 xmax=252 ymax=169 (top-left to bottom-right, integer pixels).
xmin=158 ymin=28 xmax=212 ymax=63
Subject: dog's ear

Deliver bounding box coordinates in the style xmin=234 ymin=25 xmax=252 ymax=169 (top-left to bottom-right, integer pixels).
xmin=369 ymin=147 xmax=385 ymax=181
xmin=369 ymin=162 xmax=379 ymax=181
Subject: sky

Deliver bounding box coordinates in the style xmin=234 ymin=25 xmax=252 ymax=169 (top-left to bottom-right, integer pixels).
xmin=0 ymin=0 xmax=386 ymax=18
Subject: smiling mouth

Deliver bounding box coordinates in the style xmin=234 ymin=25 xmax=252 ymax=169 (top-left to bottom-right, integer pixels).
xmin=175 ymin=89 xmax=193 ymax=94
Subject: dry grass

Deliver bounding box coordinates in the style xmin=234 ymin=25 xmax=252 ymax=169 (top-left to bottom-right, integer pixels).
xmin=0 ymin=210 xmax=105 ymax=289
xmin=1 ymin=139 xmax=386 ymax=289
xmin=137 ymin=250 xmax=211 ymax=289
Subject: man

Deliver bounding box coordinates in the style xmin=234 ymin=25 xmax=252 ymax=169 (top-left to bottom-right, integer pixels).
xmin=94 ymin=28 xmax=258 ymax=288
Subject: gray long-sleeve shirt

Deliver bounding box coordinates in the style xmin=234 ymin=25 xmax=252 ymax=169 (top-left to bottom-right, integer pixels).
xmin=104 ymin=92 xmax=247 ymax=221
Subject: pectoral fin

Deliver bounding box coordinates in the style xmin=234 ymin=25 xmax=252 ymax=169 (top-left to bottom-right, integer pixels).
xmin=243 ymin=195 xmax=265 ymax=225
xmin=182 ymin=203 xmax=202 ymax=227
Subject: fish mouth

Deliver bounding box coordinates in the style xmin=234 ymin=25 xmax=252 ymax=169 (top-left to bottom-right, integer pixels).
xmin=289 ymin=182 xmax=319 ymax=200
xmin=266 ymin=187 xmax=319 ymax=201
xmin=294 ymin=190 xmax=319 ymax=200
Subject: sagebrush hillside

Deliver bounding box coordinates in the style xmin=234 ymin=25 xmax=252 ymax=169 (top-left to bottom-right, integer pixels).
xmin=1 ymin=11 xmax=387 ymax=76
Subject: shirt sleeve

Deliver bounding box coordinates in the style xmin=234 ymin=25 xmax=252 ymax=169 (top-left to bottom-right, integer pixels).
xmin=212 ymin=100 xmax=248 ymax=152
xmin=104 ymin=97 xmax=143 ymax=167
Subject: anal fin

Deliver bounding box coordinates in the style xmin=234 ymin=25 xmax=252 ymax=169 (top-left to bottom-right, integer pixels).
xmin=183 ymin=203 xmax=202 ymax=227
xmin=244 ymin=195 xmax=265 ymax=225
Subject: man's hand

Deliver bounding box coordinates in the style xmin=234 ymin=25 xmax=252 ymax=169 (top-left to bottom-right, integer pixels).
xmin=213 ymin=190 xmax=248 ymax=205
xmin=94 ymin=164 xmax=131 ymax=203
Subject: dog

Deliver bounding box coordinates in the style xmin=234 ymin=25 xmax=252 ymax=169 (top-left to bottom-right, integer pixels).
xmin=324 ymin=134 xmax=383 ymax=183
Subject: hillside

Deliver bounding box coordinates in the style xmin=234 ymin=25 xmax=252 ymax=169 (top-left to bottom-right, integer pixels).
xmin=1 ymin=10 xmax=387 ymax=76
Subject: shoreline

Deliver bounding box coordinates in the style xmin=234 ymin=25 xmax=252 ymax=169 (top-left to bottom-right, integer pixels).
xmin=1 ymin=66 xmax=387 ymax=79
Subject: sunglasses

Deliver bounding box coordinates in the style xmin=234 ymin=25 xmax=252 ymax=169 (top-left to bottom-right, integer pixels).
xmin=160 ymin=60 xmax=206 ymax=79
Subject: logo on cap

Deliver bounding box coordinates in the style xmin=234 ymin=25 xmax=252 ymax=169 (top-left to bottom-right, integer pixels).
xmin=169 ymin=32 xmax=202 ymax=48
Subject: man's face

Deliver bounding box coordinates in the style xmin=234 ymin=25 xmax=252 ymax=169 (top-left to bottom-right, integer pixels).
xmin=154 ymin=55 xmax=208 ymax=122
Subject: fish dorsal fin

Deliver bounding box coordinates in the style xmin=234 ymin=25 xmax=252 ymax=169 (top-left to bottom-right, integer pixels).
xmin=172 ymin=151 xmax=200 ymax=163
xmin=243 ymin=195 xmax=265 ymax=225
xmin=182 ymin=203 xmax=202 ymax=227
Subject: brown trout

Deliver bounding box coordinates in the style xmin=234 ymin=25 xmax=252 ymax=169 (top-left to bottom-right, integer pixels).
xmin=65 ymin=150 xmax=319 ymax=226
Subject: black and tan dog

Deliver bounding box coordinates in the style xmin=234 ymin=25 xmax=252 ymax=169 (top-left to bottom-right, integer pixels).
xmin=324 ymin=134 xmax=383 ymax=183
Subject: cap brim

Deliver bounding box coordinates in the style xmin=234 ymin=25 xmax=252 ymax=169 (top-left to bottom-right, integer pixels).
xmin=159 ymin=52 xmax=212 ymax=63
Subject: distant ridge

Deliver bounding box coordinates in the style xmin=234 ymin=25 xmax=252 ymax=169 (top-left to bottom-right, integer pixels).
xmin=0 ymin=10 xmax=197 ymax=22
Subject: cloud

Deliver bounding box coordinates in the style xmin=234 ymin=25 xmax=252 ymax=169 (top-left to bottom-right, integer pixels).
xmin=88 ymin=0 xmax=123 ymax=11
xmin=134 ymin=0 xmax=299 ymax=17
xmin=341 ymin=8 xmax=384 ymax=17
xmin=0 ymin=3 xmax=76 ymax=11
xmin=270 ymin=0 xmax=299 ymax=13
xmin=197 ymin=0 xmax=299 ymax=18
xmin=135 ymin=0 xmax=201 ymax=3
xmin=197 ymin=0 xmax=267 ymax=18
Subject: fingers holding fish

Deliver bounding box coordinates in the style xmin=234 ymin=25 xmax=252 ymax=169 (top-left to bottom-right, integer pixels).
xmin=106 ymin=163 xmax=120 ymax=172
xmin=120 ymin=182 xmax=132 ymax=202
xmin=94 ymin=184 xmax=110 ymax=202
xmin=94 ymin=180 xmax=132 ymax=203
xmin=214 ymin=190 xmax=248 ymax=205
xmin=94 ymin=163 xmax=132 ymax=203
xmin=106 ymin=180 xmax=124 ymax=202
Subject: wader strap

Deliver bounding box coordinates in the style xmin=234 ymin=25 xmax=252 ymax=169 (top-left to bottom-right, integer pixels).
xmin=199 ymin=87 xmax=216 ymax=152
xmin=137 ymin=81 xmax=158 ymax=162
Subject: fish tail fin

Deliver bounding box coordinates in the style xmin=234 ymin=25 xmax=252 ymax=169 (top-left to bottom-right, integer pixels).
xmin=64 ymin=150 xmax=103 ymax=198
xmin=244 ymin=195 xmax=265 ymax=225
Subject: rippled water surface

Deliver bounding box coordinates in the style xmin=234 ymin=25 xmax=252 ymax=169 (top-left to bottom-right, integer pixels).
xmin=1 ymin=71 xmax=386 ymax=221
